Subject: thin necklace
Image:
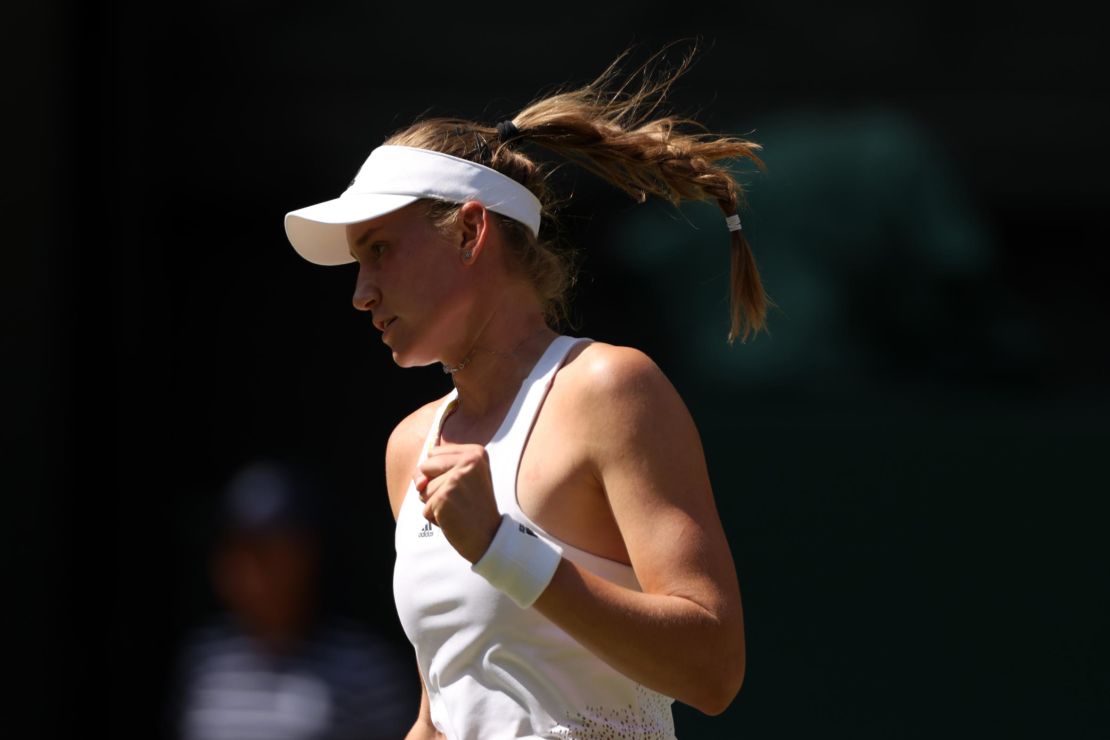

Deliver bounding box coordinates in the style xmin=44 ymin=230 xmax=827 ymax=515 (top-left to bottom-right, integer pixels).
xmin=441 ymin=354 xmax=473 ymax=375
xmin=440 ymin=326 xmax=550 ymax=375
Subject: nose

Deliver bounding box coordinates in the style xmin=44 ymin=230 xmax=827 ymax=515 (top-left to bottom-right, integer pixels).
xmin=352 ymin=263 xmax=380 ymax=312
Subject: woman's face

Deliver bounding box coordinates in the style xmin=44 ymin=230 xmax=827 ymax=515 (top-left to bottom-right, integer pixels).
xmin=346 ymin=202 xmax=473 ymax=367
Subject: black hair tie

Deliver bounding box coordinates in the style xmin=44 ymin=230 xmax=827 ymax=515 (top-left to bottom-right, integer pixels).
xmin=496 ymin=120 xmax=521 ymax=142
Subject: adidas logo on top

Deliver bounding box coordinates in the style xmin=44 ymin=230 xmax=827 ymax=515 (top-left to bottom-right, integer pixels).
xmin=418 ymin=521 xmax=434 ymax=538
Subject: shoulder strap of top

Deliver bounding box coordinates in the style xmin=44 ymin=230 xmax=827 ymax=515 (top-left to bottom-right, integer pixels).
xmin=418 ymin=389 xmax=460 ymax=464
xmin=416 ymin=337 xmax=589 ymax=508
xmin=487 ymin=336 xmax=592 ymax=505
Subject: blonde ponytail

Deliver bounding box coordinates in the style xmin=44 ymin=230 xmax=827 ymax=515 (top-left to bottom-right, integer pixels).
xmin=386 ymin=45 xmax=772 ymax=342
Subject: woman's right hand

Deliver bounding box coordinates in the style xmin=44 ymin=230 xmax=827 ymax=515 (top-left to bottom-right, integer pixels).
xmin=414 ymin=442 xmax=503 ymax=564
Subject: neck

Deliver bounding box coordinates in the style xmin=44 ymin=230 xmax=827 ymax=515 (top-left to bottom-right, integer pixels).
xmin=444 ymin=310 xmax=557 ymax=427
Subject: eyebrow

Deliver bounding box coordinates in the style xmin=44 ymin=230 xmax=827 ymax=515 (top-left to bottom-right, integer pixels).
xmin=348 ymin=225 xmax=383 ymax=260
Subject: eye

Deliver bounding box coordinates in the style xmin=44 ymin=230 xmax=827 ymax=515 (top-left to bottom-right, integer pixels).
xmin=370 ymin=242 xmax=388 ymax=258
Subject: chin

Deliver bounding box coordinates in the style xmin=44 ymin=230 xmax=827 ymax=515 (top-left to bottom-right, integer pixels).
xmin=389 ymin=347 xmax=440 ymax=370
xmin=385 ymin=326 xmax=454 ymax=370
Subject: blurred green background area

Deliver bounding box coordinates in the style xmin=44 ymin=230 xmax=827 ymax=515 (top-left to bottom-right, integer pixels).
xmin=9 ymin=1 xmax=1108 ymax=738
xmin=599 ymin=105 xmax=1108 ymax=737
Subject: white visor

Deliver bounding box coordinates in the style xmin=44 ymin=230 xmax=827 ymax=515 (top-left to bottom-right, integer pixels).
xmin=284 ymin=145 xmax=543 ymax=265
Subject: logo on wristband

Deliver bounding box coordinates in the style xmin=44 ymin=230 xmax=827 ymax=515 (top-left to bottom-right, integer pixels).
xmin=418 ymin=521 xmax=434 ymax=538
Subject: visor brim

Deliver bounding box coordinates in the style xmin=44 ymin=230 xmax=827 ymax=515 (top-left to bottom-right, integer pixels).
xmin=284 ymin=193 xmax=421 ymax=265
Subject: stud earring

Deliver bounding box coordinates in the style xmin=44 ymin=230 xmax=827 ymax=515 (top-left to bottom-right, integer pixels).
xmin=462 ymin=249 xmax=473 ymax=261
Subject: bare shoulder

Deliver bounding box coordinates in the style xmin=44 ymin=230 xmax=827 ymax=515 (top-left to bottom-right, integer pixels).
xmin=384 ymin=394 xmax=451 ymax=520
xmin=558 ymin=340 xmax=682 ymax=412
xmin=555 ymin=340 xmax=704 ymax=476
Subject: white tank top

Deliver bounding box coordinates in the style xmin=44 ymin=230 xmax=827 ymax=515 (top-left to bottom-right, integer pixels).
xmin=392 ymin=335 xmax=677 ymax=740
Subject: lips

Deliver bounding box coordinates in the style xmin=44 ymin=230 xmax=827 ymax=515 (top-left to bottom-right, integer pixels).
xmin=374 ymin=316 xmax=396 ymax=332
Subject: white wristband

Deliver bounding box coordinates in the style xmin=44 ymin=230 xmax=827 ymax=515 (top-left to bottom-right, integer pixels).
xmin=472 ymin=514 xmax=563 ymax=608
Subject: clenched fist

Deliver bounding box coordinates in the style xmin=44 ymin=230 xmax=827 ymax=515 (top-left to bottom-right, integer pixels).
xmin=414 ymin=443 xmax=503 ymax=564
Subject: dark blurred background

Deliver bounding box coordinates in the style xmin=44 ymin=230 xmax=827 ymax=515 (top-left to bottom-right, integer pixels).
xmin=9 ymin=1 xmax=1108 ymax=738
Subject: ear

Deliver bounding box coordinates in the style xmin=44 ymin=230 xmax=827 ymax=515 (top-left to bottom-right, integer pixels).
xmin=456 ymin=201 xmax=490 ymax=266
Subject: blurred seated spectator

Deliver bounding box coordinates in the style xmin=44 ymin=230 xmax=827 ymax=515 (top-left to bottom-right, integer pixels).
xmin=169 ymin=459 xmax=416 ymax=740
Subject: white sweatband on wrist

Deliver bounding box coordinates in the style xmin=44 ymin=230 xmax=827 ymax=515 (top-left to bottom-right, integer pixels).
xmin=472 ymin=514 xmax=563 ymax=608
xmin=725 ymin=214 xmax=743 ymax=232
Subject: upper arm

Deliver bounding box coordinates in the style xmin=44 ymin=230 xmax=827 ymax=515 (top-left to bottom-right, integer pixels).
xmin=385 ymin=400 xmax=442 ymax=521
xmin=572 ymin=345 xmax=741 ymax=618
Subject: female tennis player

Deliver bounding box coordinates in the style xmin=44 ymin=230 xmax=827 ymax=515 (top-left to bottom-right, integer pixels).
xmin=284 ymin=51 xmax=768 ymax=740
